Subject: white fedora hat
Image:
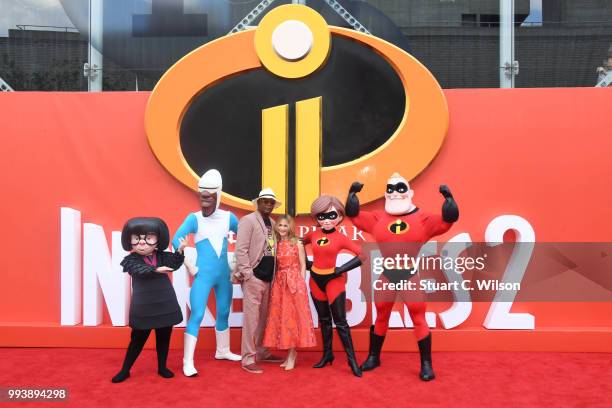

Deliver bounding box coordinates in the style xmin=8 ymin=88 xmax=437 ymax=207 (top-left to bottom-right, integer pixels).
xmin=252 ymin=188 xmax=282 ymax=208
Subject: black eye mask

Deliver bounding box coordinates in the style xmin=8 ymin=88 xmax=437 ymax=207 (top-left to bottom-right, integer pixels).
xmin=386 ymin=182 xmax=408 ymax=194
xmin=316 ymin=211 xmax=339 ymax=221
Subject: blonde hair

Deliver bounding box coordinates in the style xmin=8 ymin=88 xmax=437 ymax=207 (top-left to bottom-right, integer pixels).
xmin=274 ymin=214 xmax=298 ymax=244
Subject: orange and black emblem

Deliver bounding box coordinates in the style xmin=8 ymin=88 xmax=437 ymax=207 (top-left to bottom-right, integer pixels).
xmin=145 ymin=5 xmax=449 ymax=215
xmin=317 ymin=237 xmax=330 ymax=246
xmin=388 ymin=219 xmax=409 ymax=235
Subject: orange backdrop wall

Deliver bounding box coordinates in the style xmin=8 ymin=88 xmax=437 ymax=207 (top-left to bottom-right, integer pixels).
xmin=0 ymin=88 xmax=611 ymax=351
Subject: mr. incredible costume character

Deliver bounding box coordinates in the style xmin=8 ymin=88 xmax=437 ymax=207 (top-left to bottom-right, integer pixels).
xmin=173 ymin=169 xmax=241 ymax=377
xmin=345 ymin=173 xmax=459 ymax=381
xmin=302 ymin=195 xmax=363 ymax=377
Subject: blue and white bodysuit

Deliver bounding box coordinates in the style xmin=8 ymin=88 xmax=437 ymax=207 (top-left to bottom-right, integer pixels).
xmin=175 ymin=169 xmax=241 ymax=377
xmin=173 ymin=209 xmax=237 ymax=336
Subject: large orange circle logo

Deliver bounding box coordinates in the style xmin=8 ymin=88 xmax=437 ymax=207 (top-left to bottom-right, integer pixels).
xmin=145 ymin=5 xmax=448 ymax=211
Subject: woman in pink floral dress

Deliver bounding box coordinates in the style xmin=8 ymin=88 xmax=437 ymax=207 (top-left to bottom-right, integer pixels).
xmin=263 ymin=215 xmax=316 ymax=370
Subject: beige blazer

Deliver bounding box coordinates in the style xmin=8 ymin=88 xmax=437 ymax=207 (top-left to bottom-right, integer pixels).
xmin=234 ymin=211 xmax=275 ymax=281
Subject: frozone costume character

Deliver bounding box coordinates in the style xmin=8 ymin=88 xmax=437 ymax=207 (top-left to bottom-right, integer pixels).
xmin=112 ymin=217 xmax=185 ymax=383
xmin=302 ymin=195 xmax=363 ymax=377
xmin=173 ymin=169 xmax=241 ymax=377
xmin=345 ymin=173 xmax=459 ymax=381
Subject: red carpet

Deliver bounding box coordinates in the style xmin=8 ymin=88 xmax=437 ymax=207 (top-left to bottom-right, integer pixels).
xmin=0 ymin=348 xmax=610 ymax=408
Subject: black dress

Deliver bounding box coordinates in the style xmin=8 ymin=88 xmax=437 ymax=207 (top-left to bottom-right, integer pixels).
xmin=120 ymin=251 xmax=184 ymax=330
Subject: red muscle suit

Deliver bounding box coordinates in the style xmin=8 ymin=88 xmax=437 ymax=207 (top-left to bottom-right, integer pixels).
xmin=345 ymin=173 xmax=459 ymax=381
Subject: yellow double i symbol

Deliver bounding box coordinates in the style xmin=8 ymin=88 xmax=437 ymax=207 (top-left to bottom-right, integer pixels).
xmin=257 ymin=5 xmax=331 ymax=216
xmin=262 ymin=97 xmax=322 ymax=215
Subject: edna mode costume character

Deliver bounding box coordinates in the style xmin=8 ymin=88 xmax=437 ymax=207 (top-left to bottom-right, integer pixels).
xmin=345 ymin=173 xmax=459 ymax=381
xmin=173 ymin=169 xmax=241 ymax=377
xmin=302 ymin=195 xmax=363 ymax=377
xmin=112 ymin=217 xmax=185 ymax=383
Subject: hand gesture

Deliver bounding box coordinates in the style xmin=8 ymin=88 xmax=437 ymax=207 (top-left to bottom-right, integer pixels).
xmin=439 ymin=184 xmax=459 ymax=223
xmin=156 ymin=266 xmax=174 ymax=273
xmin=231 ymin=271 xmax=243 ymax=283
xmin=346 ymin=182 xmax=364 ymax=217
xmin=439 ymin=184 xmax=453 ymax=199
xmin=349 ymin=181 xmax=364 ymax=194
xmin=184 ymin=260 xmax=198 ymax=276
xmin=177 ymin=237 xmax=188 ymax=253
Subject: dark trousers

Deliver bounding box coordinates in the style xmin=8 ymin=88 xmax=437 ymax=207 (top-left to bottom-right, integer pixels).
xmin=118 ymin=326 xmax=172 ymax=372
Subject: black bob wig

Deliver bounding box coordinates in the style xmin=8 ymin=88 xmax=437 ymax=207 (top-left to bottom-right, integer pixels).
xmin=120 ymin=217 xmax=170 ymax=251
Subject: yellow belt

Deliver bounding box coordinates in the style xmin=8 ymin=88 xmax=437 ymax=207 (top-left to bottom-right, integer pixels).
xmin=311 ymin=266 xmax=335 ymax=275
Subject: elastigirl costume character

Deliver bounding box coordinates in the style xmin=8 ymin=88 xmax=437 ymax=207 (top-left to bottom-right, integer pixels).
xmin=173 ymin=169 xmax=241 ymax=377
xmin=302 ymin=195 xmax=363 ymax=377
xmin=345 ymin=173 xmax=459 ymax=381
xmin=112 ymin=217 xmax=186 ymax=383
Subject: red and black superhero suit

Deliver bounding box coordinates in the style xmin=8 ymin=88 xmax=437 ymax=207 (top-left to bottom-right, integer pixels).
xmin=346 ymin=182 xmax=459 ymax=381
xmin=303 ymin=208 xmax=363 ymax=377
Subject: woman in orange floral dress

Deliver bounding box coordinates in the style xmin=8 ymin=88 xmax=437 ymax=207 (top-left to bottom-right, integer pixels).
xmin=263 ymin=215 xmax=316 ymax=370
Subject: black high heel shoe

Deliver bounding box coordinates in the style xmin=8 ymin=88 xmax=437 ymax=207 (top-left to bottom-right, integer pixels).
xmin=313 ymin=353 xmax=335 ymax=368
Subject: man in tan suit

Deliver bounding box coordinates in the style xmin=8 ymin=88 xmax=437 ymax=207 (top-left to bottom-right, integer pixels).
xmin=233 ymin=188 xmax=284 ymax=373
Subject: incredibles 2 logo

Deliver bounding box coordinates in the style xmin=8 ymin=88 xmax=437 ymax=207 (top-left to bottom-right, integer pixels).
xmin=145 ymin=5 xmax=448 ymax=215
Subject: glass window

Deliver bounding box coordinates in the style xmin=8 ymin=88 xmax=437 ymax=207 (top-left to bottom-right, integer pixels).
xmin=361 ymin=0 xmax=502 ymax=88
xmin=516 ymin=0 xmax=612 ymax=87
xmin=0 ymin=0 xmax=87 ymax=90
xmin=0 ymin=0 xmax=610 ymax=91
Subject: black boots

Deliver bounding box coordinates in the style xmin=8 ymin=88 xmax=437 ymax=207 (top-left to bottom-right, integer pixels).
xmin=330 ymin=294 xmax=362 ymax=377
xmin=358 ymin=327 xmax=436 ymax=381
xmin=312 ymin=294 xmax=362 ymax=377
xmin=312 ymin=298 xmax=335 ymax=368
xmin=417 ymin=333 xmax=435 ymax=381
xmin=360 ymin=325 xmax=385 ymax=371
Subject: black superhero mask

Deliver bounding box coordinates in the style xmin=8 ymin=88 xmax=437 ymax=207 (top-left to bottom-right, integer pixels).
xmin=316 ymin=211 xmax=339 ymax=221
xmin=386 ymin=182 xmax=409 ymax=194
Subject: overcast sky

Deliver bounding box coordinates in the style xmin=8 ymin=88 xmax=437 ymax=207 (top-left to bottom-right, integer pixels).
xmin=0 ymin=0 xmax=229 ymax=37
xmin=523 ymin=0 xmax=543 ymax=25
xmin=0 ymin=0 xmax=74 ymax=36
